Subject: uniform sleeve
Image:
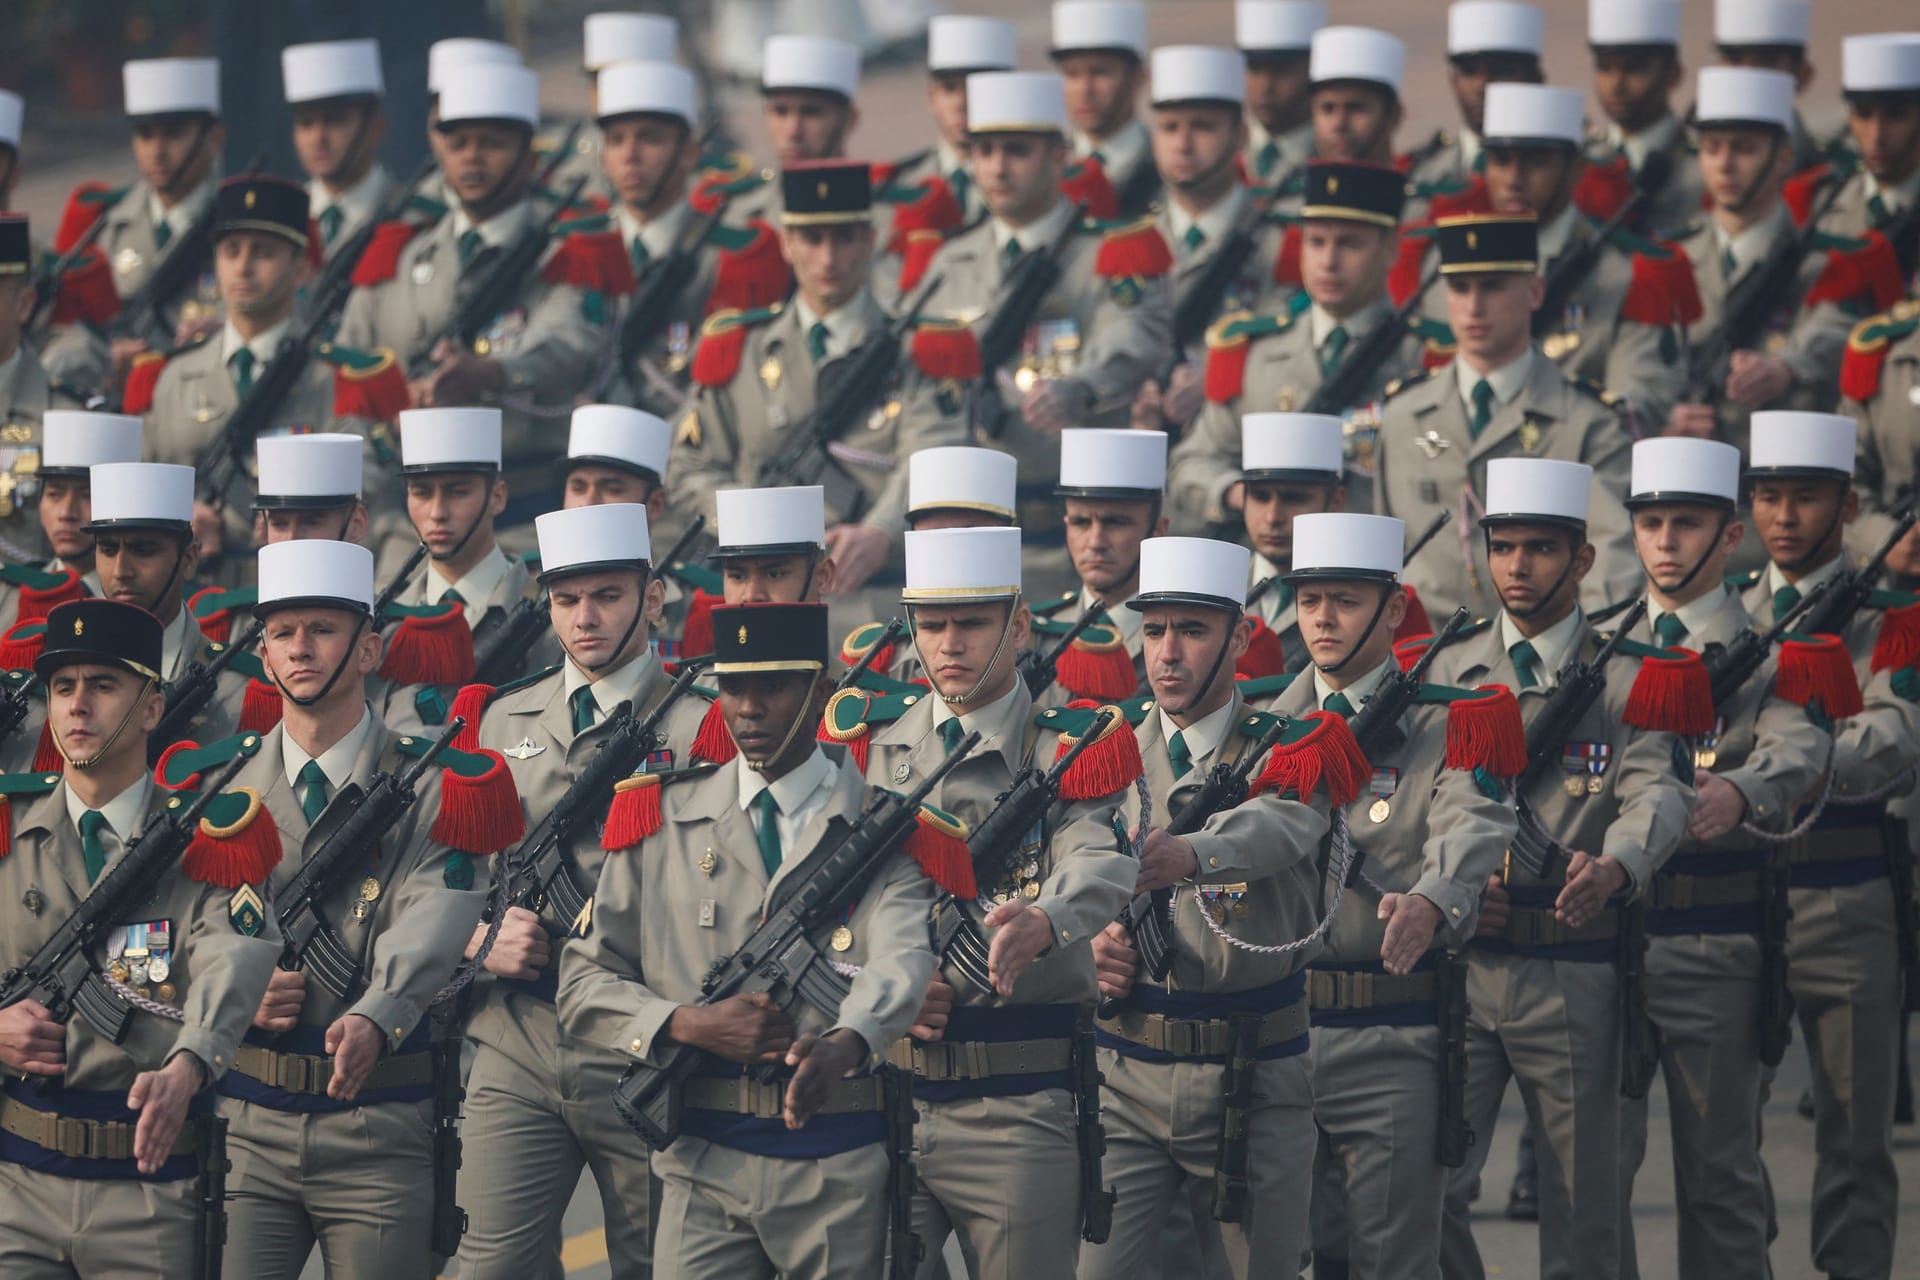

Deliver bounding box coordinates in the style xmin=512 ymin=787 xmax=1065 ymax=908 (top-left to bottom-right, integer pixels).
xmin=827 ymin=854 xmax=938 ymax=1067
xmin=1600 ymin=725 xmax=1695 ymax=890
xmin=1185 ymin=786 xmax=1329 ymax=882
xmin=1408 ymin=763 xmax=1516 ymax=944
xmin=1032 ymin=793 xmax=1137 ymax=952
xmin=556 ymin=837 xmax=681 ymax=1066
xmin=666 ymin=382 xmax=742 ymax=533
xmin=1062 ymin=274 xmax=1173 ymax=416
xmin=1600 ymin=319 xmax=1685 ymax=430
xmin=863 ymin=363 xmax=968 ymax=535
xmin=1833 ymin=660 xmax=1920 ymax=798
xmin=170 ymin=879 xmax=283 ymax=1082
xmin=1717 ymin=672 xmax=1833 ymax=826
xmin=493 ymin=278 xmax=606 ymax=402
xmin=1166 ymin=399 xmax=1245 ymax=533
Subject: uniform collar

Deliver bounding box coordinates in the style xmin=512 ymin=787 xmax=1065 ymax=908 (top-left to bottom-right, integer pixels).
xmin=1076 ymin=118 xmax=1147 ymax=174
xmin=452 ymin=198 xmax=532 ymax=249
xmin=146 ymin=176 xmax=214 ymax=242
xmin=1500 ymin=606 xmax=1586 ymax=688
xmin=1713 ymin=202 xmax=1793 ymax=280
xmin=562 ymin=645 xmax=662 ymax=722
xmin=64 ymin=774 xmax=153 ymax=848
xmin=1607 ymin=113 xmax=1679 ymax=171
xmin=1648 ymin=584 xmax=1730 ymax=642
xmin=1083 ymin=583 xmax=1142 ymax=646
xmin=992 ymin=197 xmax=1075 ymax=254
xmin=1865 ymin=166 xmax=1920 ymax=214
xmin=1155 ymin=695 xmax=1237 ymax=771
xmin=1249 ymin=551 xmax=1289 ymax=624
xmin=935 ymin=138 xmax=968 ymax=180
xmin=281 ymin=703 xmax=377 ymax=792
xmin=737 ymin=743 xmax=836 ymax=817
xmin=1765 ymin=553 xmax=1845 ymax=602
xmin=618 ymin=197 xmax=692 ymax=263
xmin=220 ymin=316 xmax=292 ymax=367
xmin=793 ymin=289 xmax=877 ymax=361
xmin=1166 ymin=184 xmax=1248 ymax=256
xmin=931 ymin=681 xmax=1025 ymax=751
xmin=1312 ymin=654 xmax=1395 ymax=712
xmin=1455 ymin=347 xmax=1535 ymax=415
xmin=309 ymin=165 xmax=390 ymax=225
xmin=427 ymin=545 xmax=513 ymax=615
xmin=1311 ymin=299 xmax=1387 ymax=348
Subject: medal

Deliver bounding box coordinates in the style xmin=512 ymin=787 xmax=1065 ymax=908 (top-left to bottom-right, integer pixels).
xmin=1562 ymin=742 xmax=1610 ymax=797
xmin=1586 ymin=774 xmax=1605 ymax=795
xmin=1232 ymin=900 xmax=1250 ymax=919
xmin=830 ymin=926 xmax=855 ymax=952
xmin=1022 ymin=880 xmax=1041 ymax=900
xmin=1416 ymin=430 xmax=1452 ymax=459
xmin=1695 ymin=747 xmax=1718 ymax=769
xmin=147 ymin=956 xmax=170 ymax=983
xmin=1696 ymin=717 xmax=1723 ymax=771
xmin=1563 ymin=774 xmax=1586 ymax=798
xmin=157 ymin=984 xmax=177 ymax=1003
xmin=699 ymin=850 xmax=717 ymax=877
xmin=359 ymin=878 xmax=381 ymax=903
xmin=758 ymin=356 xmax=783 ymax=392
xmin=892 ymin=762 xmax=911 ymax=784
xmin=1369 ymin=798 xmax=1391 ymax=823
xmin=108 ymin=959 xmax=130 ymax=983
xmin=1365 ymin=768 xmax=1397 ymax=824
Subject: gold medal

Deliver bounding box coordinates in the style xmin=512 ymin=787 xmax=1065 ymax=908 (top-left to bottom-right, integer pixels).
xmin=359 ymin=878 xmax=381 ymax=903
xmin=1022 ymin=879 xmax=1041 ymax=900
xmin=1586 ymin=774 xmax=1605 ymax=795
xmin=1563 ymin=774 xmax=1586 ymax=798
xmin=1695 ymin=748 xmax=1718 ymax=769
xmin=157 ymin=983 xmax=176 ymax=1003
xmin=829 ymin=926 xmax=855 ymax=953
xmin=1232 ymin=899 xmax=1250 ymax=919
xmin=108 ymin=959 xmax=130 ymax=983
xmin=1368 ymin=798 xmax=1391 ymax=824
xmin=699 ymin=850 xmax=717 ymax=877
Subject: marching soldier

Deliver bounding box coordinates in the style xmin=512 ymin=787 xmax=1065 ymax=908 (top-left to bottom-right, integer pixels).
xmin=1308 ymin=26 xmax=1461 ymax=222
xmin=0 ymin=213 xmax=84 ymax=572
xmin=282 ymin=39 xmax=399 ymax=264
xmin=422 ymin=38 xmax=522 ymax=184
xmin=0 ymin=598 xmax=280 ymax=1274
xmin=1583 ymin=0 xmax=1707 ymax=236
xmin=671 ymin=158 xmax=971 ymax=615
xmin=1427 ymin=457 xmax=1696 ymax=1280
xmin=167 ymin=539 xmax=507 ymax=1276
xmin=1405 ymin=83 xmax=1695 ymax=429
xmin=1736 ymin=412 xmax=1920 ymax=1280
xmin=332 ymin=60 xmax=611 ymax=542
xmin=1401 ymin=1 xmax=1547 ymax=198
xmin=1372 ymin=212 xmax=1639 ymax=622
xmin=559 ymin=600 xmax=943 ymax=1277
xmin=1167 ymin=158 xmax=1427 ymax=528
xmin=720 ymin=35 xmax=867 ymax=231
xmin=1260 ymin=514 xmax=1516 ymax=1280
xmin=562 ymin=404 xmax=672 ymax=518
xmin=1664 ymin=67 xmax=1883 ymax=457
xmin=1052 ymin=1 xmax=1160 ymax=220
xmin=1814 ymin=34 xmax=1920 ymax=281
xmin=1714 ymin=0 xmax=1831 ymax=174
xmin=1228 ymin=413 xmax=1349 ymax=677
xmin=457 ymin=502 xmax=719 ymax=1279
xmin=0 ymin=411 xmax=140 ymax=629
xmin=1080 ymin=534 xmax=1348 ymax=1278
xmin=1613 ymin=437 xmax=1832 ymax=1280
xmin=1235 ymin=0 xmax=1322 ymax=186
xmin=539 ymin=11 xmax=680 ymax=204
xmin=830 ymin=525 xmax=1135 ymax=1277
xmin=874 ymin=15 xmax=1017 ymax=231
xmin=1840 ymin=297 xmax=1920 ymax=573
xmin=657 ymin=483 xmax=837 ymax=667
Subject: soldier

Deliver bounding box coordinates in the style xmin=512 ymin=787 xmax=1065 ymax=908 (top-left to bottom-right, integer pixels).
xmin=0 ymin=598 xmax=280 ymax=1274
xmin=0 ymin=213 xmax=86 ymax=573
xmin=457 ymin=502 xmax=719 ymax=1279
xmin=1736 ymin=412 xmax=1920 ymax=1280
xmin=833 ymin=525 xmax=1135 ymax=1277
xmin=1840 ymin=297 xmax=1920 ymax=572
xmin=282 ymin=39 xmax=398 ymax=264
xmin=1664 ymin=68 xmax=1881 ymax=456
xmin=332 ymin=60 xmax=611 ymax=541
xmin=1402 ymin=1 xmax=1547 ymax=197
xmin=559 ymin=600 xmax=942 ymax=1277
xmin=1813 ymin=34 xmax=1920 ymax=283
xmin=1428 ymin=457 xmax=1696 ymax=1280
xmin=167 ymin=539 xmax=505 ymax=1276
xmin=1372 ymin=213 xmax=1638 ymax=621
xmin=1168 ymin=159 xmax=1426 ymax=528
xmin=1256 ymin=514 xmax=1516 ymax=1280
xmin=671 ymin=159 xmax=970 ymax=614
xmin=1713 ymin=0 xmax=1830 ymax=173
xmin=1404 ymin=83 xmax=1695 ymax=431
xmin=1234 ymin=0 xmax=1323 ymax=186
xmin=1080 ymin=534 xmax=1345 ymax=1278
xmin=915 ymin=69 xmax=1172 ymax=561
xmin=539 ymin=11 xmax=680 ymax=204
xmin=0 ymin=411 xmax=141 ymax=629
xmin=1306 ymin=27 xmax=1439 ymax=218
xmin=658 ymin=484 xmax=837 ymax=668
xmin=1052 ymin=1 xmax=1160 ymax=220
xmin=875 ymin=15 xmax=1018 ymax=229
xmin=1227 ymin=413 xmax=1348 ymax=676
xmin=721 ymin=36 xmax=866 ymax=230
xmin=1583 ymin=0 xmax=1708 ymax=237
xmin=422 ymin=38 xmax=523 ymax=177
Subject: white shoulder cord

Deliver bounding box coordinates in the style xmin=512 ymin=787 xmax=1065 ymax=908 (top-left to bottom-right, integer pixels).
xmin=1182 ymin=806 xmax=1356 ymax=956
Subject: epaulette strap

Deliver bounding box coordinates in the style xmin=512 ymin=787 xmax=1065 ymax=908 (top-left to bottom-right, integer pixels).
xmin=1030 ymin=591 xmax=1080 ymax=618
xmin=690 ymin=302 xmax=786 ymax=388
xmin=319 ymin=344 xmax=410 ymax=422
xmin=1383 ymin=366 xmax=1438 ymax=401
xmin=1232 ymin=671 xmax=1298 ymax=700
xmin=1416 ymin=683 xmax=1528 ymax=776
xmin=405 ymin=736 xmax=525 ymax=855
xmin=1204 ymin=309 xmax=1295 ymax=404
xmin=1249 ymin=710 xmax=1369 ymax=805
xmin=350 ymin=220 xmax=424 ymax=287
xmin=602 ymin=763 xmax=723 ymax=851
xmin=154 ymin=732 xmax=266 ymax=791
xmin=0 ymin=765 xmax=62 ymax=858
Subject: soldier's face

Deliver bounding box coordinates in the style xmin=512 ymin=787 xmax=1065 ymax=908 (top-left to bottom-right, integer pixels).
xmin=1311 ymin=85 xmax=1400 ymax=163
xmin=40 ymin=478 xmax=92 ymax=561
xmin=550 ymin=571 xmax=661 ymax=673
xmin=970 ymin=134 xmax=1067 ymax=223
xmin=1698 ymin=128 xmax=1787 ymax=213
xmin=718 ymin=670 xmax=824 ymax=770
xmin=47 ymin=664 xmax=161 ymax=769
xmin=291 ymin=101 xmax=384 ymax=187
xmin=1592 ymin=49 xmax=1681 ymax=134
xmin=563 ymin=464 xmax=658 ymax=510
xmin=263 ymin=606 xmax=378 ymax=704
xmin=1443 ymin=273 xmax=1541 ymax=366
xmin=1848 ymin=101 xmax=1920 ymax=184
xmin=602 ymin=116 xmax=695 ymax=212
xmin=927 ymin=74 xmax=971 ymax=149
xmin=1633 ymin=503 xmax=1741 ymax=596
xmin=1294 ymin=580 xmax=1405 ymax=672
xmin=1149 ymin=105 xmax=1245 ymax=194
xmin=131 ymin=117 xmax=222 ymax=199
xmin=782 ymin=224 xmax=874 ymax=314
xmin=1243 ymin=481 xmax=1341 ymax=565
xmin=1142 ymin=608 xmax=1251 ymax=717
xmin=95 ymin=530 xmax=195 ymax=621
xmin=1059 ymin=52 xmax=1142 ymax=136
xmin=1301 ymin=220 xmax=1393 ymax=313
xmin=215 ymin=232 xmax=303 ymax=320
xmin=1066 ymin=498 xmax=1164 ymax=595
xmin=722 ymin=554 xmax=818 ymax=605
xmin=1487 ymin=524 xmax=1592 ymax=619
xmin=1483 ymin=147 xmax=1576 ymax=218
xmin=910 ymin=602 xmax=1030 ymax=703
xmin=439 ymin=123 xmax=534 ymax=215
xmin=406 ymin=473 xmax=506 ymax=561
xmin=763 ymin=92 xmax=857 ymax=165
xmin=1244 ymin=53 xmax=1312 ymax=135
xmin=1448 ymin=54 xmax=1541 ymax=134
xmin=263 ymin=504 xmax=365 ymax=545
xmin=1748 ymin=479 xmax=1857 ymax=569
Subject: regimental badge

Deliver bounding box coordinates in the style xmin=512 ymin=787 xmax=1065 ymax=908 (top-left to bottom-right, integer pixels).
xmin=113 ymin=246 xmax=144 ymax=277
xmin=1198 ymin=882 xmax=1250 ymax=924
xmin=229 ymin=884 xmax=267 ymax=936
xmin=505 ymin=738 xmax=546 ymax=760
xmin=1695 ymin=716 xmax=1725 ymax=770
xmin=1367 ymin=767 xmax=1399 ymax=823
xmin=699 ymin=849 xmax=718 ymax=877
xmin=892 ymin=762 xmax=911 ymax=785
xmin=1560 ymin=742 xmax=1611 ymax=796
xmin=1416 ymin=429 xmax=1452 ymax=460
xmin=444 ymin=853 xmax=474 ymax=891
xmin=1517 ymin=418 xmax=1542 ymax=454
xmin=21 ymin=887 xmax=43 ymax=916
xmin=411 ymin=259 xmax=435 ymax=286
xmin=759 ymin=355 xmax=783 ymax=393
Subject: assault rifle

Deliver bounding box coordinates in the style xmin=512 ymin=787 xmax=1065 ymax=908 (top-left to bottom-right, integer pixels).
xmin=1347 ymin=608 xmax=1470 ymax=758
xmin=150 ymin=618 xmax=266 ymax=764
xmin=1533 ymin=152 xmax=1672 ymax=339
xmin=1701 ymin=579 xmax=1830 ymax=711
xmin=838 ymin=618 xmax=907 ymax=692
xmin=111 ymin=150 xmax=268 ymax=350
xmin=1791 ymin=509 xmax=1918 ymax=643
xmin=1161 ymin=186 xmax=1282 ymax=381
xmin=1017 ymin=603 xmax=1111 ymax=698
xmin=976 ymin=205 xmax=1088 ymax=378
xmin=25 ymin=202 xmax=113 ymax=333
xmin=1304 ymin=270 xmax=1438 ymax=418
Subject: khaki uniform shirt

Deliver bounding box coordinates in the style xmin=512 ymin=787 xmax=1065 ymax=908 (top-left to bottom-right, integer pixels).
xmin=1843 ymin=307 xmax=1920 ymax=567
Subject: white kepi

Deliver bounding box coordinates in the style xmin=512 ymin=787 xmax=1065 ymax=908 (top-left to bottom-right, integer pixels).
xmin=928 ymin=16 xmax=1018 ymax=73
xmin=762 ymin=35 xmax=861 ymax=99
xmin=909 ymin=448 xmax=1018 ymax=522
xmin=253 ymin=434 xmax=366 ymax=508
xmin=1715 ymin=0 xmax=1809 ymax=49
xmin=1287 ymin=512 xmax=1406 ymax=582
xmin=1589 ymin=0 xmax=1682 ymax=49
xmin=1842 ymin=35 xmax=1920 ymax=95
xmin=399 ymin=408 xmax=502 ymax=473
xmin=1694 ymin=67 xmax=1797 ymax=132
xmin=1309 ymin=27 xmax=1405 ymax=94
xmin=568 ymin=405 xmax=671 ymax=481
xmin=282 ymin=39 xmax=384 ymax=105
xmin=428 ymin=38 xmax=520 ymax=96
xmin=0 ymin=92 xmax=20 ymax=151
xmin=1151 ymin=47 xmax=1246 ymax=107
xmin=597 ymin=61 xmax=697 ymax=126
xmin=1130 ymin=537 xmax=1251 ymax=610
xmin=714 ymin=487 xmax=827 ymax=556
xmin=535 ymin=503 xmax=653 ymax=584
xmin=1242 ymin=412 xmax=1345 ymax=483
xmin=1480 ymin=458 xmax=1594 ymax=529
xmin=40 ymin=412 xmax=142 ymax=477
xmin=1482 ymin=84 xmax=1586 ymax=148
xmin=1626 ymin=438 xmax=1741 ymax=508
xmin=584 ymin=12 xmax=677 ymax=70
xmin=1051 ymin=1 xmax=1149 ymax=58
xmin=967 ymin=72 xmax=1071 ymax=136
xmin=1448 ymin=1 xmax=1544 ymax=57
xmin=257 ymin=540 xmax=376 ymax=615
xmin=1745 ymin=411 xmax=1857 ymax=480
xmin=124 ymin=59 xmax=220 ymax=118
xmin=438 ymin=64 xmax=540 ymax=130
xmin=84 ymin=462 xmax=193 ymax=531
xmin=903 ymin=526 xmax=1022 ymax=603
xmin=1057 ymin=429 xmax=1167 ymax=498
xmin=1236 ymin=1 xmax=1326 ymax=52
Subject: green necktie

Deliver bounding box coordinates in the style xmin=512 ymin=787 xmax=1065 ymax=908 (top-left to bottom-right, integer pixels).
xmin=1772 ymin=585 xmax=1801 ymax=624
xmin=1322 ymin=690 xmax=1355 ymax=716
xmin=949 ymin=168 xmax=971 ymax=209
xmin=154 ymin=220 xmax=173 ymax=250
xmin=1322 ymin=325 xmax=1350 ymax=375
xmin=1167 ymin=729 xmax=1192 ymax=780
xmin=1089 ymin=148 xmax=1107 ymax=166
xmin=1255 ymin=140 xmax=1281 ymax=177
xmin=298 ymin=760 xmax=330 ymax=825
xmin=1720 ymin=247 xmax=1738 ymax=280
xmin=1868 ymin=194 xmax=1891 ymax=227
xmin=752 ymin=788 xmax=783 ymax=877
xmin=1509 ymin=639 xmax=1541 ymax=689
xmin=231 ymin=348 xmax=256 ymax=398
xmin=1654 ymin=612 xmax=1687 ymax=648
xmin=939 ymin=716 xmax=966 ymax=754
xmin=1468 ymin=379 xmax=1496 ymax=440
xmin=318 ymin=205 xmax=344 ymax=245
xmin=458 ymin=228 xmax=485 ymax=267
xmin=442 ymin=586 xmax=467 ymax=608
xmin=79 ymin=810 xmax=108 ymax=884
xmin=807 ymin=321 xmax=831 ymax=363
xmin=1183 ymin=224 xmax=1206 ymax=251
xmin=1002 ymin=237 xmax=1023 ymax=271
xmin=570 ymin=686 xmax=598 ymax=734
xmin=630 ymin=236 xmax=651 ymax=273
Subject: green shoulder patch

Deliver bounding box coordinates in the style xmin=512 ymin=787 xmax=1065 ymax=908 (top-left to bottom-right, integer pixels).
xmin=1809 ymin=229 xmax=1871 ymax=256
xmin=1407 ymin=316 xmax=1455 ymax=348
xmin=0 ymin=563 xmax=72 ymax=592
xmin=197 ymin=642 xmax=268 ymax=683
xmin=498 ymin=663 xmax=564 ymax=698
xmin=393 ymin=734 xmax=501 ymax=779
xmin=702 ymin=222 xmax=761 ymax=252
xmin=1233 ymin=672 xmax=1298 ymax=701
xmin=156 ymin=732 xmax=266 ymax=790
xmin=191 ymin=585 xmax=257 ymax=620
xmin=822 ymin=685 xmax=929 ymax=742
xmin=699 ymin=301 xmax=785 ymax=338
xmin=1603 ymin=226 xmax=1672 ymax=259
xmin=1033 ymin=698 xmax=1152 ymax=736
xmin=0 ymin=770 xmax=62 ymax=799
xmin=661 ymin=558 xmax=723 ymax=594
xmin=1234 ymin=708 xmax=1287 ymax=742
xmin=1571 ymin=376 xmax=1622 ymax=409
xmin=1030 ymin=591 xmax=1080 ymax=619
xmin=1384 ymin=366 xmax=1439 ymax=400
xmin=405 ymin=192 xmax=450 ymax=222
xmin=1725 ymin=568 xmax=1764 ymax=590
xmin=443 ymin=852 xmax=474 ymax=891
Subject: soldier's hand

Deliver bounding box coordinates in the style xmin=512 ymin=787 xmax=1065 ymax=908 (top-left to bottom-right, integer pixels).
xmin=254 ymin=968 xmax=308 ymax=1032
xmin=1663 ymin=403 xmax=1719 ymax=438
xmin=981 ymin=900 xmax=1056 ymax=998
xmin=0 ymin=998 xmax=67 ymax=1076
xmin=324 ymin=1013 xmax=385 ymax=1102
xmin=1885 ymin=522 xmax=1920 ymax=578
xmin=1133 ymin=827 xmax=1198 ymax=895
xmin=1725 ymin=351 xmax=1794 ymax=409
xmin=1092 ymin=921 xmax=1139 ymax=1001
xmin=481 ymin=907 xmax=552 ymax=981
xmin=420 ymin=340 xmax=505 ymax=406
xmin=669 ymin=992 xmax=795 ymax=1065
xmin=1475 ymin=876 xmax=1510 ymax=939
xmin=191 ymin=499 xmax=225 ymax=560
xmin=1555 ymin=851 xmax=1627 ymax=928
xmin=1128 ymin=377 xmax=1166 ymax=431
xmin=823 ymin=523 xmax=893 ymax=595
xmin=1163 ymin=364 xmax=1203 ymax=429
xmin=910 ymin=973 xmax=955 ymax=1042
xmin=1021 ymin=378 xmax=1091 ymax=435
xmin=1378 ymin=893 xmax=1446 ymax=975
xmin=783 ymin=1028 xmax=867 ymax=1130
xmin=128 ymin=1052 xmax=205 ymax=1175
xmin=1688 ymin=770 xmax=1749 ymax=842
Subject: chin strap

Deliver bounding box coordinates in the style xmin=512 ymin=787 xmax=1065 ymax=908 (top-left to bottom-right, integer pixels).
xmin=556 ymin=572 xmax=651 ymax=675
xmin=60 ymin=677 xmax=157 ymax=770
xmin=1162 ymin=612 xmax=1240 ymax=718
xmin=909 ymin=598 xmax=1020 ymax=706
xmin=1313 ymin=586 xmax=1396 ymax=677
xmin=268 ymin=613 xmax=370 ymax=708
xmin=737 ymin=681 xmax=818 ymax=775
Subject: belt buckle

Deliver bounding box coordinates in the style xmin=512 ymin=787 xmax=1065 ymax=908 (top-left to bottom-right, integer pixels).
xmin=1165 ymin=1018 xmax=1201 ymax=1057
xmin=55 ymin=1115 xmax=94 ymax=1159
xmin=963 ymin=1041 xmax=992 ymax=1080
xmin=740 ymin=1076 xmax=782 ymax=1118
xmin=1345 ymin=971 xmax=1374 ymax=1007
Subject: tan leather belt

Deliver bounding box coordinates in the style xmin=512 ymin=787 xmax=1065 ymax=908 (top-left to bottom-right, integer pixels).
xmin=1787 ymin=828 xmax=1887 ymax=866
xmin=1095 ymin=1002 xmax=1310 ymax=1057
xmin=0 ymin=1096 xmax=195 ymax=1161
xmin=884 ymin=1037 xmax=1073 ymax=1081
xmin=1647 ymin=871 xmax=1766 ymax=911
xmin=1307 ymin=968 xmax=1439 ymax=1011
xmin=1502 ymin=905 xmax=1619 ymax=946
xmin=681 ymin=1074 xmax=884 ymax=1118
xmin=233 ymin=1045 xmax=433 ymax=1096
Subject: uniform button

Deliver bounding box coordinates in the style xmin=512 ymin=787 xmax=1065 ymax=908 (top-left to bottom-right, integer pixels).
xmin=394 ymin=1027 xmax=405 ymax=1039
xmin=1209 ymin=857 xmax=1220 ymax=868
xmin=630 ymin=1039 xmax=644 ymax=1055
xmin=1060 ymin=930 xmax=1072 ymax=941
xmin=1451 ymin=907 xmax=1461 ymax=917
xmin=214 ymin=1055 xmax=225 ymax=1066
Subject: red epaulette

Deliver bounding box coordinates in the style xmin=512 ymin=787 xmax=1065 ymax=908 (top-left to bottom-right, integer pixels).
xmin=688 ymin=308 xmax=763 ymax=388
xmin=182 ymin=790 xmax=284 ymax=889
xmin=1839 ymin=307 xmax=1917 ymax=403
xmin=910 ymin=319 xmax=982 ymax=381
xmin=1051 ymin=700 xmax=1145 ymax=800
xmin=1094 ymin=216 xmax=1173 ymax=280
xmin=1572 ymin=154 xmax=1634 ymax=222
xmin=1236 ymin=617 xmax=1287 ymax=680
xmin=1621 ymin=242 xmax=1705 ymax=328
xmin=321 ymin=345 xmax=411 ymax=421
xmin=1273 ymin=222 xmax=1302 ymax=289
xmin=707 ymin=220 xmax=791 ymax=314
xmin=351 ymin=221 xmax=424 ymax=287
xmin=1387 ymin=228 xmax=1434 ymax=307
xmin=1782 ymin=164 xmax=1831 ymax=227
xmin=1424 ymin=177 xmax=1490 ymax=221
xmin=1060 ymin=158 xmax=1120 ymax=221
xmin=541 ymin=227 xmax=637 ymax=296
xmin=50 ymin=249 xmax=120 ymax=327
xmin=1806 ymin=230 xmax=1904 ymax=314
xmin=123 ymin=351 xmax=168 ymax=415
xmin=884 ymin=177 xmax=964 ymax=255
xmin=54 ymin=181 xmax=118 ymax=253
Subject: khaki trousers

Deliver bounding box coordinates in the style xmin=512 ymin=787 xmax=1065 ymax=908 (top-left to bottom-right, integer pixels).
xmin=910 ymin=1089 xmax=1084 ymax=1280
xmin=653 ymin=1136 xmax=890 ymax=1279
xmin=0 ymin=1162 xmax=199 ymax=1278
